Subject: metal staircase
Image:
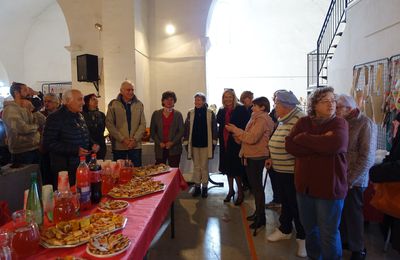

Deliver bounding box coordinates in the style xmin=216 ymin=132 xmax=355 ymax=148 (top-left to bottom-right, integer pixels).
xmin=307 ymin=0 xmax=352 ymax=92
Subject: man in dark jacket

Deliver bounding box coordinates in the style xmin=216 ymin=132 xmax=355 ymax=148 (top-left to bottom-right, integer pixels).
xmin=43 ymin=89 xmax=99 ymax=189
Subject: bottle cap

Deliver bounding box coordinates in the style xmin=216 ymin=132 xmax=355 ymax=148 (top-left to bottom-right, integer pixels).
xmin=80 ymin=156 xmax=86 ymax=162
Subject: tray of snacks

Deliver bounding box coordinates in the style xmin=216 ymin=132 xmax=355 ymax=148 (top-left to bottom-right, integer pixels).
xmin=40 ymin=212 xmax=127 ymax=248
xmin=134 ymin=163 xmax=171 ymax=177
xmin=108 ymin=176 xmax=165 ymax=199
xmin=86 ymin=233 xmax=131 ymax=258
xmin=98 ymin=200 xmax=129 ymax=213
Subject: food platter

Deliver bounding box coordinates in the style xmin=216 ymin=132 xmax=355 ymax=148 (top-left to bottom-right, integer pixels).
xmin=107 ymin=176 xmax=165 ymax=199
xmin=86 ymin=233 xmax=131 ymax=258
xmin=40 ymin=212 xmax=127 ymax=248
xmin=97 ymin=200 xmax=129 ymax=213
xmin=134 ymin=163 xmax=171 ymax=177
xmin=108 ymin=184 xmax=165 ymax=199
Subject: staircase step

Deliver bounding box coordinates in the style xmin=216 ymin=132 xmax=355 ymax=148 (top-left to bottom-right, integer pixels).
xmin=332 ymin=44 xmax=338 ymax=48
xmin=336 ymin=32 xmax=343 ymax=36
xmin=321 ymin=76 xmax=328 ymax=80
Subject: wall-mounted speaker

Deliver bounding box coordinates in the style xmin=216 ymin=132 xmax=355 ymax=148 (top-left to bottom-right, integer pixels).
xmin=77 ymin=54 xmax=99 ymax=82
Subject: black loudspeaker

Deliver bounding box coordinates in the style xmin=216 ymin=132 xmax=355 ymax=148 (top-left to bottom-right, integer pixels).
xmin=77 ymin=54 xmax=99 ymax=82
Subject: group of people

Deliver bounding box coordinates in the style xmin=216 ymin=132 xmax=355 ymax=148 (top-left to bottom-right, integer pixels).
xmin=1 ymin=81 xmax=141 ymax=189
xmin=2 ymin=79 xmax=400 ymax=259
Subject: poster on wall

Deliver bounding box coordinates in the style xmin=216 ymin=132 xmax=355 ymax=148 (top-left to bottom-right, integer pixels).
xmin=41 ymin=82 xmax=72 ymax=99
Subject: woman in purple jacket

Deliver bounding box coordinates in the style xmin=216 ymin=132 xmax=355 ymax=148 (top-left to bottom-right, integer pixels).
xmin=285 ymin=87 xmax=349 ymax=260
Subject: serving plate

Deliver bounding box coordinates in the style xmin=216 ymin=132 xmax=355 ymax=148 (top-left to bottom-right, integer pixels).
xmin=97 ymin=200 xmax=129 ymax=213
xmin=40 ymin=216 xmax=127 ymax=249
xmin=86 ymin=234 xmax=131 ymax=258
xmin=107 ymin=185 xmax=165 ymax=199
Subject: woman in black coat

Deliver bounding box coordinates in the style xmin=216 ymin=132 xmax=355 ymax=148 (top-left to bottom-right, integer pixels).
xmin=82 ymin=94 xmax=107 ymax=159
xmin=217 ymin=89 xmax=250 ymax=205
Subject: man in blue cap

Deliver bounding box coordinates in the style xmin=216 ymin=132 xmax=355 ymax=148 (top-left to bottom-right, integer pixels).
xmin=266 ymin=90 xmax=307 ymax=258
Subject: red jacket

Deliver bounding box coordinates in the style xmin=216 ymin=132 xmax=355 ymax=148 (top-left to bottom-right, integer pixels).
xmin=285 ymin=116 xmax=349 ymax=200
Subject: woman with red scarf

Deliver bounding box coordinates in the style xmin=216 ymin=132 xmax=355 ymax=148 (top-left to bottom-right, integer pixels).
xmin=217 ymin=89 xmax=250 ymax=205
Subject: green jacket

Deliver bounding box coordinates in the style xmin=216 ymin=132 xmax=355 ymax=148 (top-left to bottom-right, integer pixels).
xmin=2 ymin=101 xmax=45 ymax=154
xmin=106 ymin=95 xmax=146 ymax=150
xmin=150 ymin=109 xmax=184 ymax=159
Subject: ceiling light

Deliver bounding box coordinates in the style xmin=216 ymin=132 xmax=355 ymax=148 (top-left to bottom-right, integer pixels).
xmin=95 ymin=23 xmax=103 ymax=31
xmin=165 ymin=24 xmax=176 ymax=35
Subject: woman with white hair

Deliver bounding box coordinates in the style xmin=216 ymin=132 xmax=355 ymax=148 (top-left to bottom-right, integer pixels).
xmin=336 ymin=94 xmax=377 ymax=259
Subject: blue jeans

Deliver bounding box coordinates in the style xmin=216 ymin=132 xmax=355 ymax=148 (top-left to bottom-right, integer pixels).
xmin=296 ymin=193 xmax=344 ymax=260
xmin=112 ymin=149 xmax=142 ymax=167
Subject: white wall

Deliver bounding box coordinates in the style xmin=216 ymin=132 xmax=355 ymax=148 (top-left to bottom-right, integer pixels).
xmin=135 ymin=0 xmax=151 ymax=121
xmin=148 ymin=0 xmax=212 ymax=116
xmin=24 ymin=2 xmax=71 ymax=90
xmin=206 ymin=0 xmax=330 ymax=107
xmin=328 ymin=0 xmax=400 ymax=94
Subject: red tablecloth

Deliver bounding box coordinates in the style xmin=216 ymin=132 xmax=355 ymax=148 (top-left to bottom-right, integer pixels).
xmin=4 ymin=168 xmax=187 ymax=260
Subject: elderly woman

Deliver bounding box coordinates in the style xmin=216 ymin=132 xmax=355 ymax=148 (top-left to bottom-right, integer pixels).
xmin=285 ymin=87 xmax=349 ymax=259
xmin=217 ymin=89 xmax=251 ymax=205
xmin=183 ymin=92 xmax=217 ymax=198
xmin=336 ymin=94 xmax=376 ymax=259
xmin=150 ymin=91 xmax=184 ymax=167
xmin=226 ymin=96 xmax=274 ymax=229
xmin=82 ymin=94 xmax=107 ymax=159
xmin=266 ymin=90 xmax=306 ymax=258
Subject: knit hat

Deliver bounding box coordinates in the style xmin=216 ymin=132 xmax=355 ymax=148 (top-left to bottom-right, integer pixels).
xmin=275 ymin=90 xmax=299 ymax=107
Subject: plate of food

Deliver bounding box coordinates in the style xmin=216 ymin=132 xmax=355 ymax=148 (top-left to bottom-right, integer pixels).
xmin=98 ymin=200 xmax=129 ymax=213
xmin=134 ymin=163 xmax=171 ymax=177
xmin=108 ymin=176 xmax=165 ymax=199
xmin=40 ymin=212 xmax=127 ymax=248
xmin=86 ymin=233 xmax=131 ymax=258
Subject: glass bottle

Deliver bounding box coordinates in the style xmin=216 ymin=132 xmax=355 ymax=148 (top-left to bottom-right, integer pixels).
xmin=76 ymin=156 xmax=91 ymax=210
xmin=89 ymin=153 xmax=102 ymax=204
xmin=26 ymin=172 xmax=43 ymax=226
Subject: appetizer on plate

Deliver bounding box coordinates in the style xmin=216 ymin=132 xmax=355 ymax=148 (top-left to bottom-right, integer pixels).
xmin=86 ymin=233 xmax=131 ymax=257
xmin=98 ymin=200 xmax=129 ymax=213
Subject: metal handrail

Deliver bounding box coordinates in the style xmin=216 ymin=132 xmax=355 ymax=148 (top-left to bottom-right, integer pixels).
xmin=316 ymin=0 xmax=348 ymax=87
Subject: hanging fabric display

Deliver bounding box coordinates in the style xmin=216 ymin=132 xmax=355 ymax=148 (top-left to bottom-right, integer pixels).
xmin=351 ymin=67 xmax=362 ymax=108
xmin=371 ymin=63 xmax=385 ymax=124
xmin=392 ymin=60 xmax=400 ymax=110
xmin=364 ymin=66 xmax=374 ymax=119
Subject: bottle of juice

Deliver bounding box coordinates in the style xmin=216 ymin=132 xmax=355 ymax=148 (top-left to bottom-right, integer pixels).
xmin=26 ymin=172 xmax=43 ymax=226
xmin=89 ymin=153 xmax=102 ymax=204
xmin=76 ymin=156 xmax=91 ymax=210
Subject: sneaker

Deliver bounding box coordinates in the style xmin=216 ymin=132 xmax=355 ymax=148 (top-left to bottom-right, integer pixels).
xmin=265 ymin=201 xmax=282 ymax=209
xmin=296 ymin=239 xmax=307 ymax=258
xmin=192 ymin=186 xmax=201 ymax=197
xmin=267 ymin=228 xmax=292 ymax=242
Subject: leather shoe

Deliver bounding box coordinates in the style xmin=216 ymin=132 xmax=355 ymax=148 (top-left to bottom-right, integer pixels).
xmin=223 ymin=192 xmax=235 ymax=202
xmin=234 ymin=195 xmax=244 ymax=206
xmin=350 ymin=249 xmax=366 ymax=260
xmin=192 ymin=186 xmax=201 ymax=197
xmin=249 ymin=217 xmax=266 ymax=229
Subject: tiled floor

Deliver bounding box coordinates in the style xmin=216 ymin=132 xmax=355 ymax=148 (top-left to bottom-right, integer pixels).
xmin=147 ymin=173 xmax=400 ymax=260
